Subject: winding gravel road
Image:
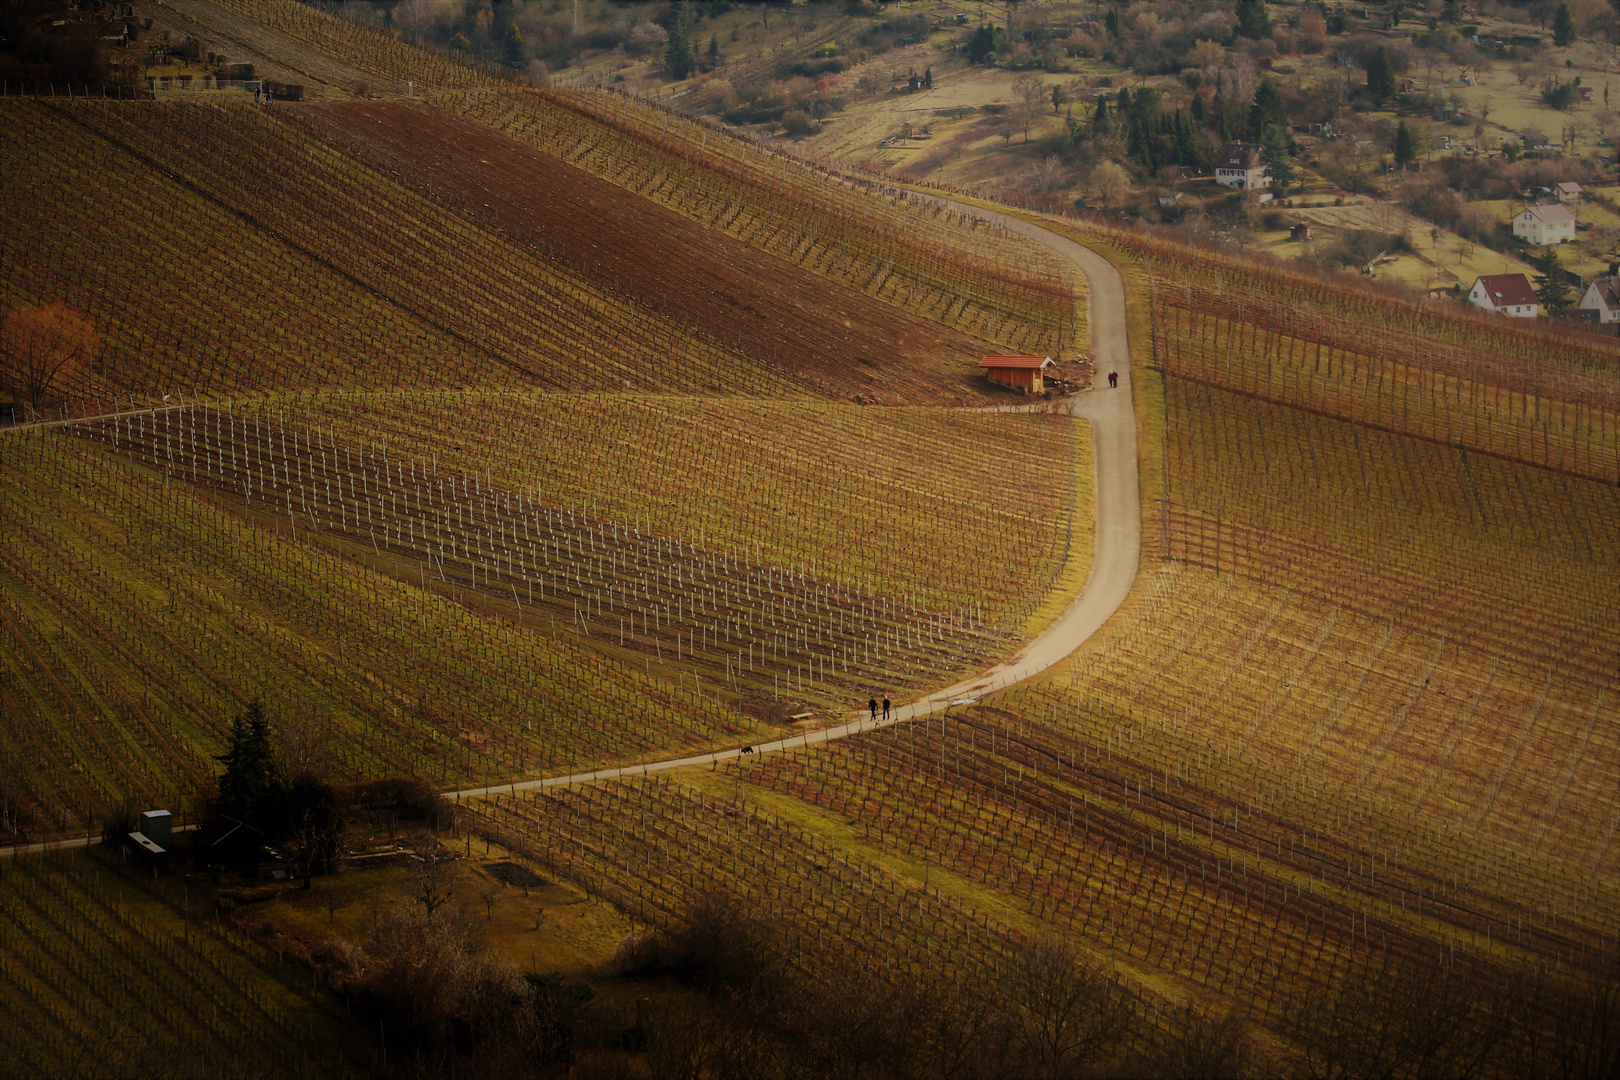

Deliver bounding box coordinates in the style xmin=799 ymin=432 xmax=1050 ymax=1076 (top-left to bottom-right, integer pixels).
xmin=448 ymin=206 xmax=1139 ymax=802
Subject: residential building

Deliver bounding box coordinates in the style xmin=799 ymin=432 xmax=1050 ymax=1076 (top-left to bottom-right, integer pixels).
xmin=1512 ymin=203 xmax=1576 ymax=245
xmin=1468 ymin=274 xmax=1539 ymax=317
xmin=1578 ymin=276 xmax=1620 ymax=322
xmin=1214 ymin=143 xmax=1269 ymax=190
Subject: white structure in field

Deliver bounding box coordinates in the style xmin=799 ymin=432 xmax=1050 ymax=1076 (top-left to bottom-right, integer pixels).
xmin=1214 ymin=143 xmax=1269 ymax=190
xmin=1512 ymin=203 xmax=1575 ymax=244
xmin=1468 ymin=274 xmax=1539 ymax=317
xmin=1578 ymin=275 xmax=1620 ymax=322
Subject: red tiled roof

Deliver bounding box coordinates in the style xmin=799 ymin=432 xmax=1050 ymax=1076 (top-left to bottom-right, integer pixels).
xmin=1586 ymin=275 xmax=1620 ymax=309
xmin=980 ymin=355 xmax=1053 ymax=369
xmin=1474 ymin=274 xmax=1538 ymax=308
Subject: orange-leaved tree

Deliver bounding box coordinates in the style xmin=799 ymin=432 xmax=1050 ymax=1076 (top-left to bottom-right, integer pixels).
xmin=0 ymin=302 xmax=99 ymax=418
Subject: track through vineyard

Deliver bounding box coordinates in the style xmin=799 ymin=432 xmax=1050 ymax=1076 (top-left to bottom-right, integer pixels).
xmin=445 ymin=202 xmax=1138 ymax=800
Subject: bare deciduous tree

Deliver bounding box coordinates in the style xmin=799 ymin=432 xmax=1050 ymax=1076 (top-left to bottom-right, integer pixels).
xmin=0 ymin=302 xmax=98 ymax=417
xmin=1089 ymin=159 xmax=1132 ymax=206
xmin=411 ymin=838 xmax=456 ymax=919
xmin=1012 ymin=73 xmax=1048 ymax=143
xmin=1002 ymin=936 xmax=1134 ymax=1079
xmin=479 ymin=884 xmax=499 ymax=923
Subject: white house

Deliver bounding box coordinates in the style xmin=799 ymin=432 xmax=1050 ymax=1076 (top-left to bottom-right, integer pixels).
xmin=1469 ymin=274 xmax=1539 ymax=317
xmin=1555 ymin=181 xmax=1584 ymax=203
xmin=1512 ymin=203 xmax=1576 ymax=244
xmin=1214 ymin=143 xmax=1269 ymax=190
xmin=1578 ymin=275 xmax=1620 ymax=322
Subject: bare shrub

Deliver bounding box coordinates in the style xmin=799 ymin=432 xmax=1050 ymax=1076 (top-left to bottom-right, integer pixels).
xmin=1000 ymin=936 xmax=1135 ymax=1078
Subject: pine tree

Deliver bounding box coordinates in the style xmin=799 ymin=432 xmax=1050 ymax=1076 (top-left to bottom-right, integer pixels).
xmin=968 ymin=23 xmax=999 ymax=65
xmin=1366 ymin=47 xmax=1396 ymax=105
xmin=1261 ymin=123 xmax=1294 ymax=191
xmin=1236 ymin=0 xmax=1273 ymax=40
xmin=215 ymin=700 xmax=277 ymax=829
xmin=1532 ymin=246 xmax=1573 ymax=308
xmin=503 ymin=23 xmax=528 ymax=64
xmin=1553 ymin=3 xmax=1577 ymax=48
xmin=1250 ymin=77 xmax=1287 ymax=140
xmin=665 ymin=0 xmax=697 ymax=80
xmin=1393 ymin=121 xmax=1417 ymax=168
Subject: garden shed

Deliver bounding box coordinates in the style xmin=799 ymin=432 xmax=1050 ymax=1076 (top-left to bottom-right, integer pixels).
xmin=980 ymin=355 xmax=1053 ymax=394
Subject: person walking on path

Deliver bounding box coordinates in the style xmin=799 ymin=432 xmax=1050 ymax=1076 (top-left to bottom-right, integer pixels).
xmin=882 ymin=697 xmax=891 ymax=721
xmin=868 ymin=698 xmax=878 ymax=723
xmin=1108 ymin=370 xmax=1118 ymax=388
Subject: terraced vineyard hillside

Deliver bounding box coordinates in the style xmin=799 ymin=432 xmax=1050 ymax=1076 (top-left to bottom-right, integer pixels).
xmin=463 ymin=216 xmax=1620 ymax=1070
xmin=0 ymin=849 xmax=354 ymax=1080
xmin=7 ymin=0 xmax=1616 ymax=1074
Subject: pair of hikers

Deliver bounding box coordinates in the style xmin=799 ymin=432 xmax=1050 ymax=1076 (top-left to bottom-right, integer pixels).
xmin=867 ymin=697 xmax=891 ymax=722
xmin=1107 ymin=370 xmax=1119 ymax=388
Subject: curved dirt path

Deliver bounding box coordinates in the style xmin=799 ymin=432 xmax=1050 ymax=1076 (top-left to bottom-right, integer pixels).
xmin=448 ymin=207 xmax=1139 ymax=802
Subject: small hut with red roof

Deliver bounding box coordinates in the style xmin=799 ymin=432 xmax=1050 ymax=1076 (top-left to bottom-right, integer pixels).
xmin=980 ymin=355 xmax=1053 ymax=394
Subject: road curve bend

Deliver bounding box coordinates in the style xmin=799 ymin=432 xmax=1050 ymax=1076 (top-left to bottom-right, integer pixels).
xmin=447 ymin=206 xmax=1139 ymax=802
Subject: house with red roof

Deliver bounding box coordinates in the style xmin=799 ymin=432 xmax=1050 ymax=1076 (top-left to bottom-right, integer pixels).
xmin=1578 ymin=275 xmax=1620 ymax=322
xmin=980 ymin=355 xmax=1053 ymax=394
xmin=1468 ymin=274 xmax=1539 ymax=317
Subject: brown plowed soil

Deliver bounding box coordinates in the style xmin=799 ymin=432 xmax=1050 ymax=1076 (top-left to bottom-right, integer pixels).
xmin=296 ymin=101 xmax=1003 ymax=405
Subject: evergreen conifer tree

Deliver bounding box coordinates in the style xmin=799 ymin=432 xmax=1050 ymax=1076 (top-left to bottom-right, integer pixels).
xmin=1393 ymin=121 xmax=1417 ymax=168
xmin=665 ymin=1 xmax=697 ymax=79
xmin=1532 ymin=246 xmax=1573 ymax=308
xmin=1366 ymin=47 xmax=1396 ymax=105
xmin=1553 ymin=3 xmax=1577 ymax=48
xmin=1236 ymin=0 xmax=1273 ymax=40
xmin=503 ymin=23 xmax=528 ymax=64
xmin=1261 ymin=123 xmax=1294 ymax=190
xmin=215 ymin=700 xmax=277 ymax=829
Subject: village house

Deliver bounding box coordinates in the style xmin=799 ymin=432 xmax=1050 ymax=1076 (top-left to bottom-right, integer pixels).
xmin=1290 ymin=220 xmax=1316 ymax=242
xmin=1468 ymin=274 xmax=1539 ymax=317
xmin=980 ymin=355 xmax=1053 ymax=394
xmin=1512 ymin=203 xmax=1576 ymax=245
xmin=1214 ymin=143 xmax=1269 ymax=190
xmin=1578 ymin=276 xmax=1620 ymax=322
xmin=1556 ymin=181 xmax=1584 ymax=203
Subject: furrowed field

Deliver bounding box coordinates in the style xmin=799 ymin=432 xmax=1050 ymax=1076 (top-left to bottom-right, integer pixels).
xmin=1 ymin=91 xmax=1083 ymax=414
xmin=196 ymin=0 xmax=1086 ymax=377
xmin=0 ymin=848 xmax=354 ymax=1080
xmin=456 ymin=215 xmax=1619 ymax=1071
xmin=0 ymin=393 xmax=1088 ymax=836
xmin=5 ymin=0 xmax=1618 ymax=1074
